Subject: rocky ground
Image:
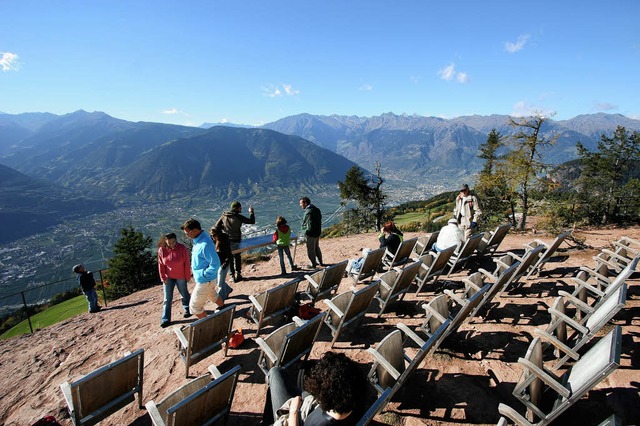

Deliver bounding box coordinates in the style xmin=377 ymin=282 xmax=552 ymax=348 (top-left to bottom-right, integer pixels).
xmin=0 ymin=224 xmax=639 ymax=426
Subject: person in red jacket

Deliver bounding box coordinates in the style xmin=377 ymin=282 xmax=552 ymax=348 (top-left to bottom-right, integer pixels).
xmin=272 ymin=216 xmax=296 ymax=275
xmin=157 ymin=232 xmax=192 ymax=327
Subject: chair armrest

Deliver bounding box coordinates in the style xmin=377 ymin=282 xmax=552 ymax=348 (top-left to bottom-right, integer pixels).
xmin=547 ymin=309 xmax=589 ymax=336
xmin=304 ymin=275 xmax=320 ymax=290
xmin=323 ymin=299 xmax=344 ymax=318
xmin=60 ymin=382 xmax=74 ymax=411
xmin=443 ymin=289 xmax=467 ymax=308
xmin=145 ymin=401 xmax=165 ymax=426
xmin=397 ymin=322 xmax=426 ymax=347
xmin=578 ymin=267 xmax=611 ymax=284
xmin=255 ymin=337 xmax=278 ymax=363
xmin=532 ymin=328 xmax=580 ymax=361
xmin=517 ymin=358 xmax=570 ymax=398
xmin=421 ymin=303 xmax=448 ymax=324
xmin=612 ymin=241 xmax=640 ymax=255
xmin=174 ymin=328 xmax=189 ymax=349
xmin=498 ymin=403 xmax=533 ymax=426
xmin=292 ymin=316 xmax=306 ymax=327
xmin=366 ymin=348 xmax=402 ymax=381
xmin=462 ymin=278 xmax=483 ymax=292
xmin=248 ymin=295 xmax=263 ymax=313
xmin=557 ymin=291 xmax=595 ymax=314
xmin=506 ymin=251 xmax=524 ymax=262
xmin=207 ymin=364 xmax=222 ymax=379
xmin=477 ymin=268 xmax=497 ymax=281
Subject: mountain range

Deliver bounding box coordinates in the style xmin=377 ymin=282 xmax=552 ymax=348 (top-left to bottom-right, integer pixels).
xmin=1 ymin=109 xmax=639 ymax=241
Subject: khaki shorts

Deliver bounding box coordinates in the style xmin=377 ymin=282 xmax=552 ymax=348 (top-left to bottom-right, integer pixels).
xmin=189 ymin=280 xmax=220 ymax=315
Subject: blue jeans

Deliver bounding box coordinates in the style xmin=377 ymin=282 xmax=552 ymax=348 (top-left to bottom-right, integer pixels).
xmin=277 ymin=246 xmax=294 ymax=273
xmin=217 ymin=266 xmax=233 ymax=301
xmin=162 ymin=278 xmax=190 ymax=322
xmin=83 ymin=288 xmax=99 ymax=312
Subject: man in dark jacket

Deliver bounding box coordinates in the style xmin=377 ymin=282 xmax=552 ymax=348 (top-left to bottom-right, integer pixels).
xmin=299 ymin=196 xmax=323 ymax=269
xmin=215 ymin=201 xmax=255 ymax=282
xmin=73 ymin=264 xmax=101 ymax=313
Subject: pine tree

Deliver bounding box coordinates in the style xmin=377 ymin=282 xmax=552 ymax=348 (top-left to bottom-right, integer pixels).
xmin=104 ymin=226 xmax=158 ymax=298
xmin=338 ymin=163 xmax=387 ymax=233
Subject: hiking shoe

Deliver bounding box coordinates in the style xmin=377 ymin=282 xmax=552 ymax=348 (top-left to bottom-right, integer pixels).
xmin=183 ymin=310 xmax=192 ymax=318
xmin=160 ymin=321 xmax=171 ymax=328
xmin=235 ymin=274 xmax=244 ymax=282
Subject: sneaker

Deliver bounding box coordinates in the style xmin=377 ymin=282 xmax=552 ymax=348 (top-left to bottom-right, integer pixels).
xmin=183 ymin=310 xmax=192 ymax=318
xmin=291 ymin=265 xmax=299 ymax=271
xmin=235 ymin=274 xmax=244 ymax=282
xmin=160 ymin=321 xmax=171 ymax=328
xmin=306 ymin=264 xmax=317 ymax=269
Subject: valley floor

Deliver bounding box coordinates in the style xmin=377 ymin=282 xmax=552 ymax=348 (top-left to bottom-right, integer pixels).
xmin=0 ymin=224 xmax=639 ymax=425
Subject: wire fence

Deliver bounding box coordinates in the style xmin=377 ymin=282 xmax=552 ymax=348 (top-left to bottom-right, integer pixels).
xmin=0 ymin=269 xmax=109 ymax=336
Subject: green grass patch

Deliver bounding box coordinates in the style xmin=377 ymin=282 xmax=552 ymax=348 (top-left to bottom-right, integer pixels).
xmin=393 ymin=211 xmax=428 ymax=225
xmin=0 ymin=295 xmax=88 ymax=339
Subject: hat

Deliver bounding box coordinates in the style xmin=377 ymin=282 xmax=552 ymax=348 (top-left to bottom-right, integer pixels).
xmin=72 ymin=264 xmax=83 ymax=273
xmin=448 ymin=218 xmax=458 ymax=225
xmin=230 ymin=201 xmax=241 ymax=210
xmin=460 ymin=184 xmax=469 ymax=192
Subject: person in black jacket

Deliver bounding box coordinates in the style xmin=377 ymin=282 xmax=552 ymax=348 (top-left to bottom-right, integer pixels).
xmin=299 ymin=196 xmax=323 ymax=269
xmin=215 ymin=201 xmax=255 ymax=282
xmin=72 ymin=264 xmax=101 ymax=313
xmin=209 ymin=227 xmax=234 ymax=302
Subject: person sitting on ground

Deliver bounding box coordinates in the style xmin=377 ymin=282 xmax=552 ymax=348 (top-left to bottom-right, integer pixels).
xmin=272 ymin=216 xmax=296 ymax=276
xmin=433 ymin=218 xmax=465 ymax=253
xmin=262 ymin=351 xmax=367 ymax=425
xmin=378 ymin=221 xmax=404 ymax=255
xmin=210 ymin=227 xmax=233 ymax=302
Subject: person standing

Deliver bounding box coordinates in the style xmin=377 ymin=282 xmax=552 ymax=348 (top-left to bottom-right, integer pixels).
xmin=299 ymin=196 xmax=323 ymax=269
xmin=209 ymin=227 xmax=233 ymax=302
xmin=215 ymin=201 xmax=255 ymax=282
xmin=272 ymin=216 xmax=296 ymax=275
xmin=157 ymin=232 xmax=192 ymax=328
xmin=72 ymin=264 xmax=101 ymax=313
xmin=453 ymin=184 xmax=482 ymax=239
xmin=181 ymin=218 xmax=223 ymax=319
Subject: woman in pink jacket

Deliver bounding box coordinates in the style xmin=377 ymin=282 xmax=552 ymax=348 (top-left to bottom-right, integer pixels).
xmin=157 ymin=232 xmax=192 ymax=327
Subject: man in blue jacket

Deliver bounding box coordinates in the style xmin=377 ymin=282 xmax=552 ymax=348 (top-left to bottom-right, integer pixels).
xmin=182 ymin=218 xmax=224 ymax=319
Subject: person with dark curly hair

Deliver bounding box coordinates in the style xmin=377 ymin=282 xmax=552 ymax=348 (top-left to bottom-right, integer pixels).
xmin=262 ymin=352 xmax=367 ymax=425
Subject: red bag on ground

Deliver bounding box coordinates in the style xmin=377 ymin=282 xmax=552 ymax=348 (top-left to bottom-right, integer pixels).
xmin=228 ymin=328 xmax=245 ymax=348
xmin=298 ymin=303 xmax=321 ymax=320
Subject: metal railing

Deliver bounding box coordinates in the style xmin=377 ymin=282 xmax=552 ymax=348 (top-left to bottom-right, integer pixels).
xmin=0 ymin=269 xmax=109 ymax=336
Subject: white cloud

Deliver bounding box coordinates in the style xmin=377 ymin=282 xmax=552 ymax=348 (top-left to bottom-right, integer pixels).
xmin=505 ymin=34 xmax=531 ymax=53
xmin=359 ymin=83 xmax=373 ymax=91
xmin=161 ymin=108 xmax=188 ymax=116
xmin=0 ymin=52 xmax=20 ymax=71
xmin=438 ymin=63 xmax=469 ymax=84
xmin=511 ymin=100 xmax=555 ymax=118
xmin=263 ymin=84 xmax=299 ymax=98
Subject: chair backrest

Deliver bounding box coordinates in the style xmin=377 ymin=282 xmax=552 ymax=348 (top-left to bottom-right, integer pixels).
xmin=413 ymin=232 xmax=439 ymax=258
xmin=343 ymin=281 xmax=380 ymax=325
xmin=528 ymin=231 xmax=571 ymax=277
xmin=251 ymin=279 xmax=300 ymax=335
xmin=514 ymin=246 xmax=545 ymax=280
xmin=446 ymin=284 xmax=490 ymax=337
xmin=369 ymin=330 xmax=406 ymax=390
xmin=306 ymin=260 xmax=348 ymax=301
xmin=447 ymin=233 xmax=483 ymax=275
xmin=166 ymin=365 xmax=241 ymax=426
xmin=385 ymin=237 xmax=418 ymax=267
xmin=187 ymin=305 xmax=235 ymax=363
xmin=353 ymin=248 xmax=386 ymax=282
xmin=390 ymin=260 xmax=422 ymax=298
xmin=585 ymin=284 xmax=627 ymax=333
xmin=420 ymin=294 xmax=450 ymax=337
xmin=603 ymin=255 xmax=639 ymax=297
xmin=61 ymin=349 xmax=144 ymax=426
xmin=147 ymin=375 xmax=211 ymax=426
xmin=477 ymin=224 xmax=511 ymax=255
xmin=279 ymin=313 xmax=325 ymax=369
xmin=472 ymin=263 xmax=519 ymax=317
xmin=415 ymin=245 xmax=456 ymax=294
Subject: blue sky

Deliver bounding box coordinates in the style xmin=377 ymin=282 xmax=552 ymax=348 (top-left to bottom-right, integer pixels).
xmin=1 ymin=0 xmax=638 ymax=126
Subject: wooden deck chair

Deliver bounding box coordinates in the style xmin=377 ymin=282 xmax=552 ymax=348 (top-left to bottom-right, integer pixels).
xmin=367 ymin=320 xmax=450 ymax=400
xmin=595 ymin=414 xmax=622 ymax=426
xmin=446 ymin=233 xmax=484 ymax=277
xmin=346 ymin=247 xmax=386 ymax=283
xmin=497 ymin=326 xmax=621 ymax=426
xmin=405 ymin=286 xmax=489 ymax=350
xmin=446 ymin=262 xmax=520 ymax=320
xmin=355 ymin=387 xmax=393 ymax=426
xmin=414 ymin=245 xmax=456 ymax=294
xmin=255 ymin=313 xmax=325 ymax=378
xmin=248 ymin=278 xmax=300 ymax=336
xmin=533 ymin=284 xmax=627 ymax=370
xmin=476 ymin=223 xmax=511 ymax=256
xmin=374 ymin=260 xmax=422 ymax=317
xmin=591 ymin=236 xmax=640 ymax=273
xmin=145 ymin=364 xmax=241 ymax=426
xmin=60 ymin=349 xmax=144 ymax=426
xmin=323 ymin=281 xmax=380 ymax=347
xmin=491 ymin=245 xmax=545 ymax=292
xmin=411 ymin=232 xmax=439 ymax=259
xmin=522 ymin=231 xmax=572 ymax=278
xmin=573 ymin=254 xmax=622 ymax=293
xmin=382 ymin=237 xmax=418 ymax=270
xmin=557 ymin=255 xmax=637 ymax=316
xmin=175 ymin=305 xmax=235 ymax=378
xmin=302 ymin=260 xmax=348 ymax=303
